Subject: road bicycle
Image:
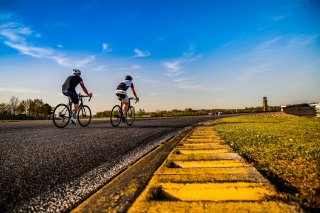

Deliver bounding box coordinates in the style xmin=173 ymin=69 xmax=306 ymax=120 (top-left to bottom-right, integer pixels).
xmin=110 ymin=97 xmax=138 ymax=127
xmin=52 ymin=94 xmax=92 ymax=128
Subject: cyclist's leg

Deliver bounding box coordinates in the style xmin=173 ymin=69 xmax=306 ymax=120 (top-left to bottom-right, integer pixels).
xmin=116 ymin=91 xmax=128 ymax=118
xmin=64 ymin=91 xmax=79 ymax=123
xmin=123 ymin=94 xmax=129 ymax=117
xmin=67 ymin=92 xmax=79 ymax=113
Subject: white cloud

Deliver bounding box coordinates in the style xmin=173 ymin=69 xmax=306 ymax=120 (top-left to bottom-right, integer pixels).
xmin=102 ymin=42 xmax=112 ymax=52
xmin=0 ymin=12 xmax=95 ymax=68
xmin=164 ymin=61 xmax=183 ymax=76
xmin=4 ymin=41 xmax=54 ymax=57
xmin=163 ymin=44 xmax=201 ymax=77
xmin=164 ymin=61 xmax=182 ymax=72
xmin=16 ymin=27 xmax=32 ymax=35
xmin=50 ymin=55 xmax=95 ymax=68
xmin=0 ymin=29 xmax=25 ymax=42
xmin=57 ymin=44 xmax=63 ymax=48
xmin=134 ymin=48 xmax=151 ymax=57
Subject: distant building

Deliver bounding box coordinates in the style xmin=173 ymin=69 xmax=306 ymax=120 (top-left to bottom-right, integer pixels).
xmin=281 ymin=103 xmax=316 ymax=117
xmin=310 ymin=103 xmax=320 ymax=117
xmin=263 ymin=97 xmax=268 ymax=112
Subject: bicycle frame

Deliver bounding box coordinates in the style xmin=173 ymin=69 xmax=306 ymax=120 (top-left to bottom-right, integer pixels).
xmin=67 ymin=94 xmax=91 ymax=114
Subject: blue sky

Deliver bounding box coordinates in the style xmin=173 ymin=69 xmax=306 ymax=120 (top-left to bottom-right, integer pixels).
xmin=0 ymin=0 xmax=319 ymax=112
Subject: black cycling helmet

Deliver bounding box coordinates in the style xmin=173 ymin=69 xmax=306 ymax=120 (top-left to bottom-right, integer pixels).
xmin=72 ymin=69 xmax=81 ymax=76
xmin=125 ymin=75 xmax=132 ymax=81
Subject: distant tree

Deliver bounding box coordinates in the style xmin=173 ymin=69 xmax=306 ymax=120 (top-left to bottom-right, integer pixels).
xmin=9 ymin=96 xmax=19 ymax=115
xmin=0 ymin=102 xmax=10 ymax=114
xmin=16 ymin=101 xmax=26 ymax=114
xmin=42 ymin=103 xmax=52 ymax=116
xmin=32 ymin=99 xmax=44 ymax=116
xmin=185 ymin=108 xmax=193 ymax=112
xmin=28 ymin=100 xmax=36 ymax=116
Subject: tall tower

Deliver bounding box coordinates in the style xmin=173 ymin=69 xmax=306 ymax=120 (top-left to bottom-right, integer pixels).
xmin=263 ymin=97 xmax=268 ymax=112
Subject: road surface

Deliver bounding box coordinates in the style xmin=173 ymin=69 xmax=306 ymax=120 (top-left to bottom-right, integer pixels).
xmin=0 ymin=116 xmax=224 ymax=212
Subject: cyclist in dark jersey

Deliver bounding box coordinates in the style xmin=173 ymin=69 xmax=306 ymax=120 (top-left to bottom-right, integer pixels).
xmin=62 ymin=69 xmax=92 ymax=124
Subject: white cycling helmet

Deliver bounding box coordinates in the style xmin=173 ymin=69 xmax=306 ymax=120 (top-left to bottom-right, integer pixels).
xmin=72 ymin=69 xmax=81 ymax=76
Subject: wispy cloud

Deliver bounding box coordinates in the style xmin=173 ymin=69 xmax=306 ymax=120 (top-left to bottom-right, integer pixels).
xmin=157 ymin=35 xmax=167 ymax=42
xmin=173 ymin=78 xmax=208 ymax=91
xmin=102 ymin=42 xmax=112 ymax=52
xmin=271 ymin=15 xmax=286 ymax=22
xmin=163 ymin=44 xmax=202 ymax=77
xmin=288 ymin=34 xmax=319 ymax=47
xmin=174 ymin=78 xmax=225 ymax=92
xmin=4 ymin=41 xmax=54 ymax=57
xmin=0 ymin=87 xmax=40 ymax=93
xmin=50 ymin=55 xmax=95 ymax=67
xmin=257 ymin=37 xmax=282 ymax=50
xmin=94 ymin=65 xmax=107 ymax=72
xmin=164 ymin=61 xmax=183 ymax=76
xmin=149 ymin=92 xmax=159 ymax=96
xmin=0 ymin=12 xmax=95 ymax=68
xmin=133 ymin=48 xmax=151 ymax=57
xmin=131 ymin=64 xmax=141 ymax=69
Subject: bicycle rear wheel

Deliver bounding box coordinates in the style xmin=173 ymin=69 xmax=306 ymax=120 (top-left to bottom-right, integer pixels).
xmin=53 ymin=104 xmax=70 ymax=128
xmin=126 ymin=106 xmax=135 ymax=126
xmin=110 ymin=105 xmax=122 ymax=127
xmin=77 ymin=105 xmax=92 ymax=127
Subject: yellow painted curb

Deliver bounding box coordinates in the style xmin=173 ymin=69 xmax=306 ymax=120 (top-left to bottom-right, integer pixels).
xmin=128 ymin=126 xmax=302 ymax=213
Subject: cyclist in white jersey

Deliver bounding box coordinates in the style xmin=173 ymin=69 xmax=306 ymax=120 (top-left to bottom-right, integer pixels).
xmin=115 ymin=75 xmax=139 ymax=121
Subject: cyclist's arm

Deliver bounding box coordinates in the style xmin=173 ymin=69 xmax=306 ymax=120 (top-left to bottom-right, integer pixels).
xmin=80 ymin=81 xmax=92 ymax=97
xmin=131 ymin=84 xmax=138 ymax=100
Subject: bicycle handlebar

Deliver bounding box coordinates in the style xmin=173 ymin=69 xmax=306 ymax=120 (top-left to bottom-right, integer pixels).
xmin=79 ymin=94 xmax=92 ymax=102
xmin=129 ymin=97 xmax=139 ymax=103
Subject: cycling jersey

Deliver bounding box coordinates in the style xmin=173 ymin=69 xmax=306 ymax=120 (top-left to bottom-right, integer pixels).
xmin=116 ymin=80 xmax=133 ymax=91
xmin=62 ymin=75 xmax=82 ymax=93
xmin=62 ymin=75 xmax=82 ymax=104
xmin=116 ymin=80 xmax=134 ymax=102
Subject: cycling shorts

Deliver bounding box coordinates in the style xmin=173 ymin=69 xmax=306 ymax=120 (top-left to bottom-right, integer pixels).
xmin=115 ymin=90 xmax=129 ymax=102
xmin=63 ymin=90 xmax=79 ymax=104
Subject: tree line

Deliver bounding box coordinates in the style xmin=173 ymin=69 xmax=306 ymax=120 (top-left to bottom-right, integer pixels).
xmin=0 ymin=96 xmax=52 ymax=116
xmin=94 ymin=106 xmax=281 ymax=118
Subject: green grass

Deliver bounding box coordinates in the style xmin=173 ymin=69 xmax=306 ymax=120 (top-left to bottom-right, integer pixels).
xmin=212 ymin=113 xmax=320 ymax=210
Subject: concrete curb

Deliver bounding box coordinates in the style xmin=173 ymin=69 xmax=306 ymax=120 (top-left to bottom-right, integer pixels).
xmin=128 ymin=126 xmax=302 ymax=212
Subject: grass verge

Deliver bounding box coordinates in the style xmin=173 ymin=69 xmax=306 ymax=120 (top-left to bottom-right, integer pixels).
xmin=212 ymin=113 xmax=320 ymax=210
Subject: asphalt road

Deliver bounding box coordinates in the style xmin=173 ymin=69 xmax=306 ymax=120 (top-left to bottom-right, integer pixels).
xmin=0 ymin=116 xmax=223 ymax=212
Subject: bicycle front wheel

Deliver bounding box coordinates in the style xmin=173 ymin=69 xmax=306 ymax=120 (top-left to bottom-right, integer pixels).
xmin=77 ymin=105 xmax=92 ymax=127
xmin=110 ymin=105 xmax=122 ymax=127
xmin=126 ymin=106 xmax=135 ymax=126
xmin=53 ymin=104 xmax=70 ymax=128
